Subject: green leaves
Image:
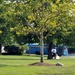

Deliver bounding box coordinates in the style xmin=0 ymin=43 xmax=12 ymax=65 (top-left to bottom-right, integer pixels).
xmin=0 ymin=0 xmax=75 ymax=45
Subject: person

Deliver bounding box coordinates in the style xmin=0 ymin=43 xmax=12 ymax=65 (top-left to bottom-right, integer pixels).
xmin=51 ymin=44 xmax=57 ymax=59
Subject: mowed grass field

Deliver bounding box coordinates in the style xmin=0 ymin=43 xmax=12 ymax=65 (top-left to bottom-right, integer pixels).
xmin=0 ymin=55 xmax=75 ymax=75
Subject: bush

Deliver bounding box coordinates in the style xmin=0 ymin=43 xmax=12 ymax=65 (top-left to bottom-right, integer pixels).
xmin=21 ymin=44 xmax=29 ymax=51
xmin=4 ymin=45 xmax=23 ymax=55
xmin=35 ymin=51 xmax=40 ymax=55
xmin=68 ymin=48 xmax=75 ymax=53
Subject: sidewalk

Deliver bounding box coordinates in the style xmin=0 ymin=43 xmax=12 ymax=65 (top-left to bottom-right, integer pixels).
xmin=68 ymin=53 xmax=75 ymax=56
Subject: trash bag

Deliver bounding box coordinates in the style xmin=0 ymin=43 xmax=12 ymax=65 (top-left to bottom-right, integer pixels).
xmin=56 ymin=54 xmax=60 ymax=59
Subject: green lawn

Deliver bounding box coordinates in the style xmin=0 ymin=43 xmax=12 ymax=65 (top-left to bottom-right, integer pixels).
xmin=0 ymin=55 xmax=75 ymax=75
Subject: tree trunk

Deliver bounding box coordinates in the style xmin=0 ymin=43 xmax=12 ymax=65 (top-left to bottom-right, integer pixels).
xmin=40 ymin=29 xmax=44 ymax=63
xmin=47 ymin=42 xmax=53 ymax=59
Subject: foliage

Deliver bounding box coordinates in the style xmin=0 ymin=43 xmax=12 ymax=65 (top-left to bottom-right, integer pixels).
xmin=8 ymin=0 xmax=75 ymax=44
xmin=21 ymin=44 xmax=29 ymax=50
xmin=0 ymin=0 xmax=75 ymax=45
xmin=3 ymin=42 xmax=29 ymax=55
xmin=0 ymin=2 xmax=17 ymax=45
xmin=4 ymin=45 xmax=22 ymax=55
xmin=65 ymin=25 xmax=75 ymax=46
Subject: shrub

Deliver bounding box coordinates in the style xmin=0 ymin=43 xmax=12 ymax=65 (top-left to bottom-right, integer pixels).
xmin=35 ymin=51 xmax=40 ymax=55
xmin=4 ymin=45 xmax=23 ymax=55
xmin=68 ymin=48 xmax=75 ymax=53
xmin=21 ymin=44 xmax=29 ymax=50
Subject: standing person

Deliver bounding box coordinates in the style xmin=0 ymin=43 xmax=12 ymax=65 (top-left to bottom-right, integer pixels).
xmin=51 ymin=44 xmax=57 ymax=59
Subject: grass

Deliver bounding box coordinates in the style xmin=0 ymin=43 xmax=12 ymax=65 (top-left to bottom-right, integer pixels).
xmin=0 ymin=55 xmax=75 ymax=75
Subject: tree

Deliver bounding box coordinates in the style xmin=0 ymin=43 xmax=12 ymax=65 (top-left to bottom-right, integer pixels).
xmin=0 ymin=2 xmax=18 ymax=47
xmin=1 ymin=0 xmax=75 ymax=62
xmin=63 ymin=25 xmax=75 ymax=46
xmin=10 ymin=0 xmax=75 ymax=62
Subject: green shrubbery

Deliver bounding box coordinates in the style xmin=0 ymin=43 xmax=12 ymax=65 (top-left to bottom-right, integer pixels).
xmin=3 ymin=44 xmax=29 ymax=55
xmin=68 ymin=48 xmax=75 ymax=53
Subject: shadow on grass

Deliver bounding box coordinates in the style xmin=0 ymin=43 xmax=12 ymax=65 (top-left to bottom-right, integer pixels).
xmin=0 ymin=64 xmax=8 ymax=67
xmin=0 ymin=64 xmax=26 ymax=67
xmin=0 ymin=58 xmax=39 ymax=60
xmin=38 ymin=73 xmax=71 ymax=75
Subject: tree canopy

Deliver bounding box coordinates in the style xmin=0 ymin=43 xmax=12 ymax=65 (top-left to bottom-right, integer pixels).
xmin=10 ymin=0 xmax=75 ymax=44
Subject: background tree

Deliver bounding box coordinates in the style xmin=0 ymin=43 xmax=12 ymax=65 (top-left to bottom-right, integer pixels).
xmin=0 ymin=2 xmax=16 ymax=46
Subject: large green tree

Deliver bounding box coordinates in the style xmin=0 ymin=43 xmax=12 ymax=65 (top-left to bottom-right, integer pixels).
xmin=10 ymin=0 xmax=75 ymax=62
xmin=0 ymin=0 xmax=75 ymax=62
xmin=0 ymin=2 xmax=17 ymax=47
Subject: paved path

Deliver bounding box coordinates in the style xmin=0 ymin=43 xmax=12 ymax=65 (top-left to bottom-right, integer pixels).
xmin=68 ymin=53 xmax=75 ymax=56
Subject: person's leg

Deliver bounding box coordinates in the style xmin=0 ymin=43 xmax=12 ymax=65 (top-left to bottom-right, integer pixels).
xmin=52 ymin=53 xmax=53 ymax=59
xmin=54 ymin=53 xmax=56 ymax=59
xmin=52 ymin=53 xmax=55 ymax=59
